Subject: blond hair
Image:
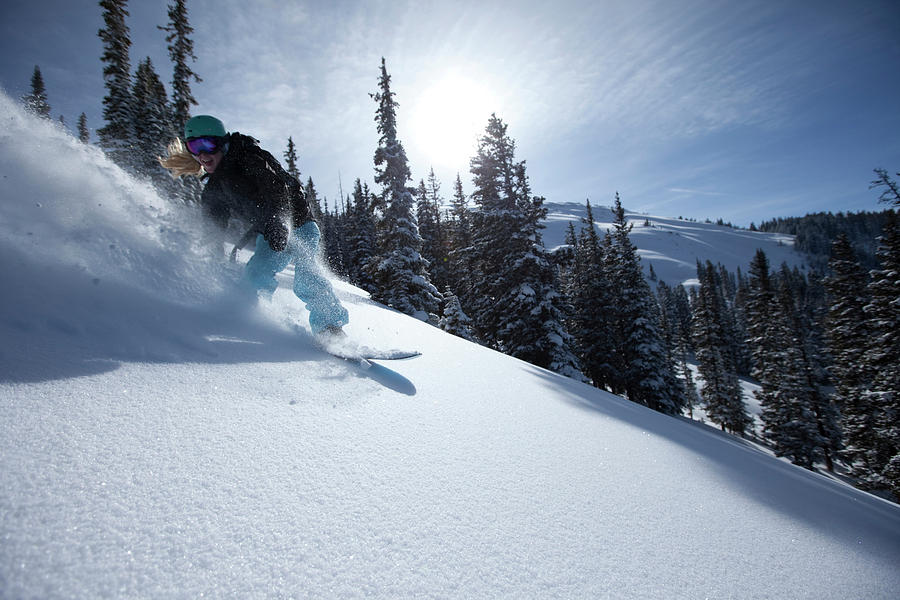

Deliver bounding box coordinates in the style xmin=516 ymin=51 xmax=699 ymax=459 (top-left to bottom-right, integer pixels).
xmin=157 ymin=138 xmax=205 ymax=178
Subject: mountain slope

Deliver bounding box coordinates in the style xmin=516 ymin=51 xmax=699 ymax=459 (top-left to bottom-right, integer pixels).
xmin=543 ymin=202 xmax=807 ymax=287
xmin=1 ymin=90 xmax=898 ymax=599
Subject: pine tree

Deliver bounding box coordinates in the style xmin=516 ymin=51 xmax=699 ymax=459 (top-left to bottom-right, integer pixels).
xmin=97 ymin=0 xmax=136 ymax=170
xmin=506 ymin=173 xmax=585 ymax=380
xmin=694 ymin=260 xmax=750 ymax=433
xmin=568 ymin=201 xmax=618 ymax=391
xmin=464 ymin=114 xmax=582 ymax=379
xmin=746 ymin=251 xmax=780 ymax=384
xmin=746 ymin=250 xmax=839 ymax=468
xmin=417 ymin=169 xmax=451 ymax=292
xmin=439 ymin=289 xmax=477 ymax=341
xmin=131 ymin=58 xmax=175 ymax=188
xmin=745 ymin=250 xmax=798 ymax=449
xmin=772 ymin=267 xmax=840 ymax=469
xmin=860 ymin=211 xmax=900 ymax=495
xmin=369 ymin=58 xmax=440 ymax=319
xmin=672 ymin=282 xmax=700 ymax=415
xmin=607 ymin=194 xmax=683 ymax=414
xmin=77 ymin=113 xmax=90 ymax=143
xmin=344 ymin=179 xmax=377 ymax=290
xmin=825 ymin=234 xmax=870 ymax=464
xmin=416 ymin=178 xmax=439 ymax=285
xmin=159 ymin=0 xmax=201 ymax=134
xmin=870 ymin=168 xmax=900 ymax=207
xmin=22 ymin=66 xmax=51 ymax=118
xmin=321 ymin=200 xmax=347 ymax=276
xmin=447 ymin=173 xmax=473 ymax=298
xmin=658 ymin=281 xmax=699 ymax=414
xmin=464 ymin=114 xmax=523 ymax=339
xmin=785 ymin=264 xmax=841 ymax=471
xmin=284 ymin=137 xmax=301 ymax=181
xmin=304 ymin=177 xmax=323 ymax=222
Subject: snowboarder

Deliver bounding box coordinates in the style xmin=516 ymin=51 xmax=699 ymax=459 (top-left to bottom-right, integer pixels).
xmin=159 ymin=115 xmax=349 ymax=337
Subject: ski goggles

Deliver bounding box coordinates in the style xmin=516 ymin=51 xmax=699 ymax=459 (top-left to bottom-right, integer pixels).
xmin=186 ymin=136 xmax=225 ymax=155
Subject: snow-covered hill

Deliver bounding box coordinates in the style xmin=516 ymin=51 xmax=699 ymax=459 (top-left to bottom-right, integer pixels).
xmin=543 ymin=202 xmax=807 ymax=288
xmin=2 ymin=90 xmax=898 ymax=599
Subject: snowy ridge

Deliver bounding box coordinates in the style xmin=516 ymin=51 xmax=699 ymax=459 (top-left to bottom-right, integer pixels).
xmin=543 ymin=201 xmax=807 ymax=288
xmin=2 ymin=90 xmax=899 ymax=598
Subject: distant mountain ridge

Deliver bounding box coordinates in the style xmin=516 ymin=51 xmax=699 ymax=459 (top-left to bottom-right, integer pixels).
xmin=541 ymin=201 xmax=808 ymax=287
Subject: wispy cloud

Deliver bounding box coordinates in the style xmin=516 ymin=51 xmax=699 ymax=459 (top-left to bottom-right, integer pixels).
xmin=667 ymin=188 xmax=730 ymax=197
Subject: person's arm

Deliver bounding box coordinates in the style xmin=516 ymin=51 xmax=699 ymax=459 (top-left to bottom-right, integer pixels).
xmin=242 ymin=144 xmax=318 ymax=250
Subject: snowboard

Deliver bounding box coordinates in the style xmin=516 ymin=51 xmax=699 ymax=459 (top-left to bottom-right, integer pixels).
xmin=317 ymin=336 xmax=420 ymax=395
xmin=327 ymin=347 xmax=421 ymax=362
xmin=317 ymin=334 xmax=420 ymax=362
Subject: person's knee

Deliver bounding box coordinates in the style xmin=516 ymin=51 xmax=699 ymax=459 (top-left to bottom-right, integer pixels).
xmin=291 ymin=222 xmax=321 ymax=257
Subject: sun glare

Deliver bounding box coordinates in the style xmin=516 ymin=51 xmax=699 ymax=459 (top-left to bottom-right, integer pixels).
xmin=409 ymin=73 xmax=499 ymax=171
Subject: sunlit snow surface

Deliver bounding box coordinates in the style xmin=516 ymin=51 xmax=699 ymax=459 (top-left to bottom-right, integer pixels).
xmin=2 ymin=90 xmax=898 ymax=599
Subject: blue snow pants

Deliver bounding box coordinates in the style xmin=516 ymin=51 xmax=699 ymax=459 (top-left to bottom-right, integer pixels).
xmin=242 ymin=221 xmax=349 ymax=334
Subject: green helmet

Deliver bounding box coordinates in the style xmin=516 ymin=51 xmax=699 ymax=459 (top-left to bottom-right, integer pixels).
xmin=184 ymin=115 xmax=227 ymax=139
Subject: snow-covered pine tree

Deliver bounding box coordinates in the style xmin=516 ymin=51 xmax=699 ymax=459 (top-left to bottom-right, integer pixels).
xmin=97 ymin=0 xmax=136 ymax=171
xmin=369 ymin=58 xmax=440 ymax=320
xmin=694 ymin=260 xmax=750 ymax=433
xmin=416 ymin=179 xmax=438 ymax=284
xmin=672 ymin=282 xmax=700 ymax=415
xmin=463 ymin=114 xmax=582 ymax=379
xmin=158 ymin=0 xmax=201 ymax=135
xmin=859 ymin=211 xmax=900 ymax=496
xmin=22 ymin=66 xmax=51 ymax=119
xmin=439 ymin=289 xmax=477 ymax=342
xmin=758 ymin=316 xmax=822 ymax=468
xmin=447 ymin=173 xmax=473 ymax=300
xmin=464 ymin=114 xmax=524 ymax=339
xmin=772 ymin=266 xmax=841 ymax=469
xmin=724 ymin=266 xmax=753 ymax=377
xmin=555 ymin=221 xmax=579 ymax=346
xmin=321 ymin=199 xmax=347 ymax=277
xmin=781 ymin=263 xmax=841 ymax=471
xmin=283 ymin=137 xmax=301 ymax=182
xmin=745 ymin=248 xmax=782 ymax=405
xmin=746 ymin=250 xmax=839 ymax=467
xmin=417 ymin=169 xmax=451 ymax=293
xmin=132 ymin=58 xmax=175 ymax=190
xmin=77 ymin=113 xmax=90 ymax=143
xmin=508 ymin=168 xmax=585 ymax=380
xmin=606 ymin=194 xmax=683 ymax=414
xmin=567 ymin=201 xmax=619 ymax=391
xmin=557 ymin=221 xmax=578 ymax=275
xmin=747 ymin=255 xmax=813 ymax=463
xmin=656 ymin=281 xmax=677 ymax=375
xmin=658 ymin=281 xmax=699 ymax=415
xmin=671 ymin=282 xmax=695 ymax=354
xmin=304 ymin=177 xmax=323 ymax=222
xmin=344 ymin=178 xmax=376 ymax=290
xmin=745 ymin=251 xmax=815 ymax=459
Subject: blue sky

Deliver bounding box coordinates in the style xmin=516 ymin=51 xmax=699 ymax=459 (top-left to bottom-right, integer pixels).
xmin=2 ymin=0 xmax=899 ymax=226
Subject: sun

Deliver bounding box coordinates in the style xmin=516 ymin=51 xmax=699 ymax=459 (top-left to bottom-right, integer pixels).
xmin=408 ymin=73 xmax=499 ymax=171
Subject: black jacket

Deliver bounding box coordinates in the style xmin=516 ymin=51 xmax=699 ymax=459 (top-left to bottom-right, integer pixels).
xmin=200 ymin=132 xmax=312 ymax=251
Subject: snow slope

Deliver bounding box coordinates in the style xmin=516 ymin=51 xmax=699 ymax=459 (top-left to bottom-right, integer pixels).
xmin=543 ymin=202 xmax=806 ymax=288
xmin=2 ymin=91 xmax=899 ymax=599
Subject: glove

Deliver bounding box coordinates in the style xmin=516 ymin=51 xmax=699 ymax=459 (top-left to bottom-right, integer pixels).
xmin=264 ymin=219 xmax=288 ymax=252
